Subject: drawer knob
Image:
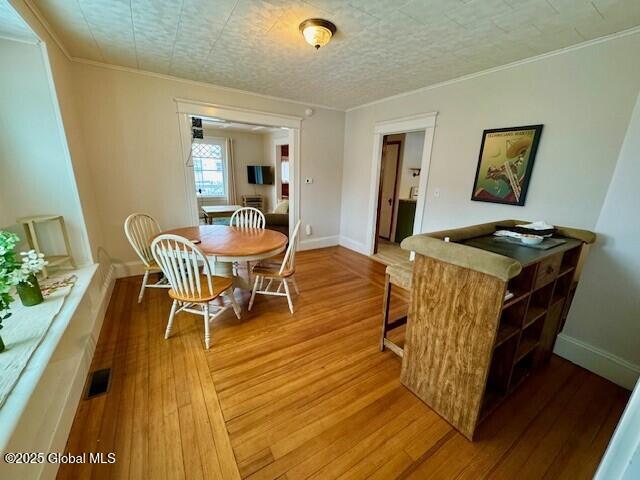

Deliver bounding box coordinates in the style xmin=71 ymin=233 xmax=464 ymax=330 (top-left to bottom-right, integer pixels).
xmin=546 ymin=266 xmax=554 ymax=275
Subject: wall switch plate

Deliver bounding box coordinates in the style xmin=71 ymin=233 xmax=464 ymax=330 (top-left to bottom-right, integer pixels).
xmin=305 ymin=178 xmax=313 ymax=184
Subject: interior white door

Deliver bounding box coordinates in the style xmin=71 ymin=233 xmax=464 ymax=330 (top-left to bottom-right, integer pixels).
xmin=378 ymin=143 xmax=400 ymax=240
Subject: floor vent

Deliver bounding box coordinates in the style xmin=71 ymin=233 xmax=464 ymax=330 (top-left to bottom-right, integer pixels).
xmin=85 ymin=368 xmax=112 ymax=399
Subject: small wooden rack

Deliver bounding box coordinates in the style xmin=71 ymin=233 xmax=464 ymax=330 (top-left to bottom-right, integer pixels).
xmin=18 ymin=215 xmax=76 ymax=278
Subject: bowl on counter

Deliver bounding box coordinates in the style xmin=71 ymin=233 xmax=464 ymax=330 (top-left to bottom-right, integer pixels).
xmin=520 ymin=234 xmax=544 ymax=245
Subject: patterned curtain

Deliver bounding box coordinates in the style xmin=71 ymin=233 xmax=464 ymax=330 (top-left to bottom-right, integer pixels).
xmin=226 ymin=137 xmax=237 ymax=204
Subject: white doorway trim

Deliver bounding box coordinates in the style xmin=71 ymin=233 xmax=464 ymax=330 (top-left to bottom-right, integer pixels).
xmin=366 ymin=112 xmax=437 ymax=255
xmin=175 ymin=99 xmax=302 ymax=237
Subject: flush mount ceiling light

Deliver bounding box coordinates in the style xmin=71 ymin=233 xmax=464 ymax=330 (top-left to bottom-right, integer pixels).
xmin=299 ymin=18 xmax=336 ymax=50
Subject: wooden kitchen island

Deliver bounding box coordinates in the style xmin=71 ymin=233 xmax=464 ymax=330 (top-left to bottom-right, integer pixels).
xmin=398 ymin=220 xmax=595 ymax=440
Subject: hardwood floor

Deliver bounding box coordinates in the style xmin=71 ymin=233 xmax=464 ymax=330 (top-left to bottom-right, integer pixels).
xmin=58 ymin=246 xmax=628 ymax=479
xmin=372 ymin=239 xmax=411 ymax=266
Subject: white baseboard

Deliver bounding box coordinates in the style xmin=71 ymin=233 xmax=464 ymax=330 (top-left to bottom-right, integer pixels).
xmin=299 ymin=235 xmax=339 ymax=251
xmin=114 ymin=260 xmax=146 ymax=278
xmin=554 ymin=333 xmax=640 ymax=390
xmin=339 ymin=235 xmax=369 ymax=255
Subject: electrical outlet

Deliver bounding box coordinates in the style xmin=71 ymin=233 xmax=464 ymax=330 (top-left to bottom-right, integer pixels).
xmin=305 ymin=224 xmax=312 ymax=236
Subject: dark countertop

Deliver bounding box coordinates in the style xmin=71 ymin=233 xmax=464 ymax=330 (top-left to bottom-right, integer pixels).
xmin=462 ymin=235 xmax=583 ymax=266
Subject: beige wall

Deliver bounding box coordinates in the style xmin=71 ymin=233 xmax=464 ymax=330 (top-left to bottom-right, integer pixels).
xmin=0 ymin=38 xmax=91 ymax=265
xmin=70 ymin=62 xmax=344 ymax=263
xmin=341 ymin=32 xmax=640 ymax=249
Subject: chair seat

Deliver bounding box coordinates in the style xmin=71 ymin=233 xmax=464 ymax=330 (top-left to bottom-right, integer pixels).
xmin=252 ymin=261 xmax=295 ymax=278
xmin=386 ymin=261 xmax=413 ymax=290
xmin=168 ymin=275 xmax=233 ymax=302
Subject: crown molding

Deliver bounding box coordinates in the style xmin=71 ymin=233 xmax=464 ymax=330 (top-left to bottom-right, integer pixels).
xmin=71 ymin=57 xmax=344 ymax=112
xmin=20 ymin=0 xmax=72 ymax=60
xmin=174 ymin=98 xmax=302 ymax=128
xmin=15 ymin=0 xmax=640 ymax=114
xmin=346 ymin=25 xmax=640 ymax=112
xmin=18 ymin=0 xmax=342 ymax=111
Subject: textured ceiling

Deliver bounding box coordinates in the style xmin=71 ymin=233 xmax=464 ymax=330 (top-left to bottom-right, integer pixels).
xmin=0 ymin=0 xmax=37 ymax=42
xmin=31 ymin=0 xmax=640 ymax=109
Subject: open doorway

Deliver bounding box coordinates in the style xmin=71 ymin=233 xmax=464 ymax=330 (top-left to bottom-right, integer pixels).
xmin=189 ymin=118 xmax=289 ymax=237
xmin=276 ymin=144 xmax=290 ymax=201
xmin=176 ymin=100 xmax=301 ymax=241
xmin=365 ymin=112 xmax=437 ymax=263
xmin=372 ymin=132 xmax=425 ymax=265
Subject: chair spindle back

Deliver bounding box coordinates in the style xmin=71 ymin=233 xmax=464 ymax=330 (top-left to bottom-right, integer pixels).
xmin=151 ymin=234 xmax=213 ymax=300
xmin=124 ymin=213 xmax=162 ymax=267
xmin=230 ymin=207 xmax=266 ymax=229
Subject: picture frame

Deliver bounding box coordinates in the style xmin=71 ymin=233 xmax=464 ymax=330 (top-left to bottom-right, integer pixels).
xmin=471 ymin=124 xmax=543 ymax=206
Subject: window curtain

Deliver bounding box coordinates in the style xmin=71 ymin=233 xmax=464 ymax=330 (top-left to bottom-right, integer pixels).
xmin=226 ymin=137 xmax=237 ymax=204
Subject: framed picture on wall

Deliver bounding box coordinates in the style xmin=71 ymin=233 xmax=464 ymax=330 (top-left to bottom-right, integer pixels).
xmin=471 ymin=124 xmax=543 ymax=206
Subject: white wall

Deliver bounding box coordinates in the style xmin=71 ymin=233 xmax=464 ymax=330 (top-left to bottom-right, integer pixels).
xmin=0 ymin=38 xmax=91 ymax=265
xmin=397 ymin=131 xmax=424 ymax=200
xmin=202 ymin=127 xmax=275 ymax=211
xmin=70 ymin=62 xmax=344 ymax=263
xmin=560 ymin=92 xmax=640 ymax=382
xmin=340 ymin=32 xmax=640 ymax=251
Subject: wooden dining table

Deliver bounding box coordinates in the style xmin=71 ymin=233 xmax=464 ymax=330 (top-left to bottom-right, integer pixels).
xmin=159 ymin=225 xmax=288 ymax=288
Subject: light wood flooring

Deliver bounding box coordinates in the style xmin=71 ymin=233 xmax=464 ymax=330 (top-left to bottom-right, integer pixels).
xmin=58 ymin=246 xmax=628 ymax=479
xmin=372 ymin=238 xmax=410 ymax=266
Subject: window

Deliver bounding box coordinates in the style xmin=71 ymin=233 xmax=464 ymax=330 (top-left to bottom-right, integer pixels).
xmin=192 ymin=140 xmax=226 ymax=197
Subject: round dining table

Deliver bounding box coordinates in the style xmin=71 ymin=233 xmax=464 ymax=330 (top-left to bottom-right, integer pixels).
xmin=159 ymin=225 xmax=288 ymax=289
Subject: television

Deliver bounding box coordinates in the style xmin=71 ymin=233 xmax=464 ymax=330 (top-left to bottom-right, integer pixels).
xmin=247 ymin=165 xmax=274 ymax=185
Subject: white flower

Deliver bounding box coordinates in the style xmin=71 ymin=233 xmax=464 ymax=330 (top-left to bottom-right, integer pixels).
xmin=19 ymin=250 xmax=48 ymax=275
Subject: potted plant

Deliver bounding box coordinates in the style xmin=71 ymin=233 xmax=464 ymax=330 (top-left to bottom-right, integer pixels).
xmin=0 ymin=231 xmax=21 ymax=353
xmin=15 ymin=250 xmax=47 ymax=306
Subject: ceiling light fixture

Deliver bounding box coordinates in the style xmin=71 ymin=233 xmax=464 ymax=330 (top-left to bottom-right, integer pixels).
xmin=299 ymin=18 xmax=336 ymax=50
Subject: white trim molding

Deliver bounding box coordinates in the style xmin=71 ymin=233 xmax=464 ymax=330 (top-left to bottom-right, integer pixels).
xmin=373 ymin=112 xmax=437 ymax=134
xmin=366 ymin=112 xmax=438 ymax=256
xmin=595 ymin=379 xmax=640 ymax=479
xmin=346 ymin=26 xmax=640 ymax=112
xmin=113 ymin=260 xmax=146 ymax=279
xmin=554 ymin=333 xmax=640 ymax=390
xmin=299 ymin=235 xmax=339 ymax=251
xmin=339 ymin=235 xmax=368 ymax=255
xmin=175 ymin=98 xmax=302 ymax=129
xmin=14 ymin=0 xmax=640 ymax=113
xmin=175 ymin=99 xmax=301 ymax=234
